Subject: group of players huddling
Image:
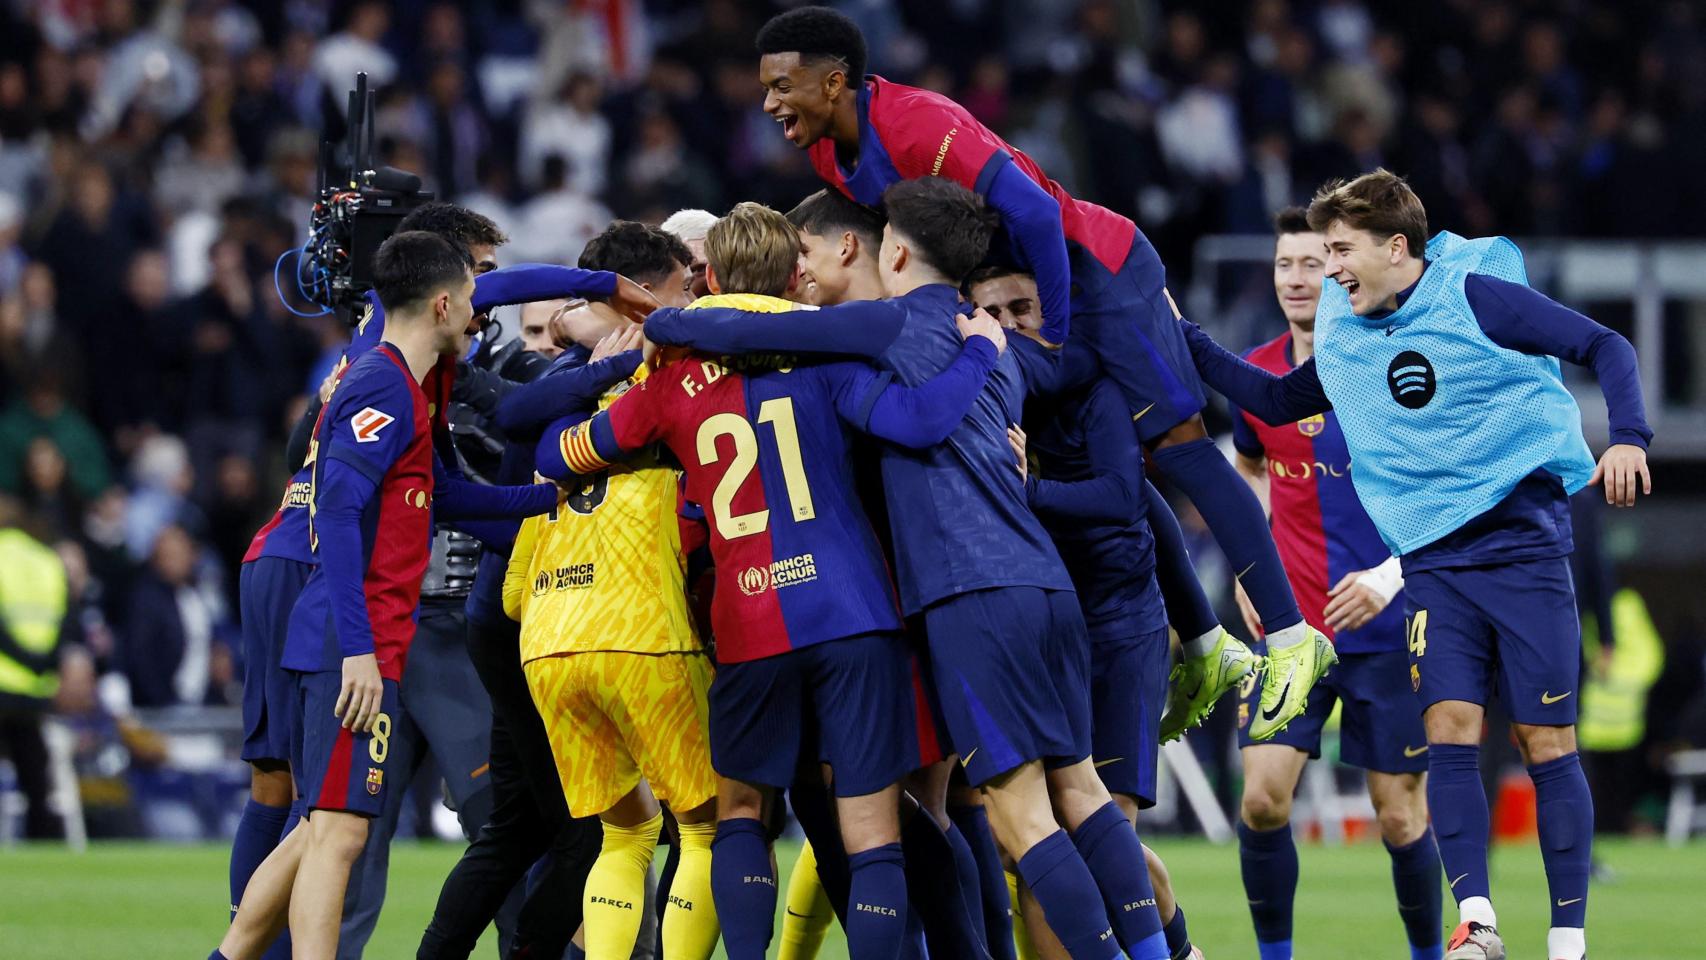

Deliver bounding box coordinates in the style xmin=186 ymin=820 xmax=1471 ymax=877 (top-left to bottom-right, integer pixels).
xmin=210 ymin=8 xmax=1654 ymax=960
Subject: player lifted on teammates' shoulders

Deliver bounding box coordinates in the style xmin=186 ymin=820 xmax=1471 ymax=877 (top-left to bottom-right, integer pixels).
xmin=750 ymin=5 xmax=1327 ymax=738
xmin=1222 ymin=208 xmax=1443 ymax=960
xmin=1182 ymin=170 xmax=1652 ymax=960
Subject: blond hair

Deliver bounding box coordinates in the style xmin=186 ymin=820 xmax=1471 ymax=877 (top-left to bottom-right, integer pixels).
xmin=704 ymin=202 xmax=800 ymax=298
xmin=1307 ymin=168 xmax=1428 ymax=259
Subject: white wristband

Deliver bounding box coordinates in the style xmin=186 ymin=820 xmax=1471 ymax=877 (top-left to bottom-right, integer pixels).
xmin=1354 ymin=555 xmax=1405 ymax=606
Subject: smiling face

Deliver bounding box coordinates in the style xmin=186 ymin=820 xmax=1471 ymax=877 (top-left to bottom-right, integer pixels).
xmin=1273 ymin=229 xmax=1326 ymax=327
xmin=1321 ymin=219 xmax=1415 ymax=316
xmin=968 ymin=272 xmax=1044 ymax=341
xmin=759 ymin=52 xmax=846 ymax=149
xmin=795 ymin=229 xmax=844 ymax=305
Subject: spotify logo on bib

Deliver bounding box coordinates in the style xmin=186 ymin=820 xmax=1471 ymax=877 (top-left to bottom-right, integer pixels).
xmin=1387 ymin=351 xmax=1436 ymax=409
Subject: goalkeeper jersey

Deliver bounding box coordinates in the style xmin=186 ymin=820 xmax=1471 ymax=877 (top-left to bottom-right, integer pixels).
xmin=504 ymin=362 xmax=700 ymax=663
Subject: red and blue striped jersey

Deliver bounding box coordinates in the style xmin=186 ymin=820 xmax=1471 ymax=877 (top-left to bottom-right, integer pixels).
xmin=564 ymin=348 xmax=914 ymax=663
xmin=1232 ymin=333 xmax=1402 ymax=654
xmin=283 ymin=344 xmax=435 ymax=679
xmin=808 ymin=76 xmax=1136 ymax=276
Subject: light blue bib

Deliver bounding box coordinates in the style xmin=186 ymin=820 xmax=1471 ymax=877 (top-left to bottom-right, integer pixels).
xmin=1314 ymin=232 xmax=1595 ymax=554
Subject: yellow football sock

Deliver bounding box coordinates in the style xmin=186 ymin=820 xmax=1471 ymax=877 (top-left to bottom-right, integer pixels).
xmin=778 ymin=842 xmax=834 ymax=960
xmin=661 ymin=819 xmax=720 ymax=959
xmin=1008 ymin=867 xmax=1041 ymax=960
xmin=584 ymin=813 xmax=662 ymax=960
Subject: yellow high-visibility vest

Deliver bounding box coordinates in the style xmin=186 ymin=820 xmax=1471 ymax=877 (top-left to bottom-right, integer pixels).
xmin=0 ymin=528 xmax=67 ymax=700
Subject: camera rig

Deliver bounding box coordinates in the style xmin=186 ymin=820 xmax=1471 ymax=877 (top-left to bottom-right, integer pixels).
xmin=279 ymin=72 xmax=433 ymax=321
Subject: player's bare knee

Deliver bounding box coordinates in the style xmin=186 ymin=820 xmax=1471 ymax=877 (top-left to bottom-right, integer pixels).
xmin=717 ymin=778 xmax=767 ymax=822
xmin=1423 ymin=699 xmax=1483 ymax=745
xmin=1110 ymin=792 xmax=1140 ymax=826
xmin=309 ymin=811 xmax=369 ymax=863
xmin=249 ymin=764 xmax=293 ymax=807
xmin=1512 ymin=722 xmax=1577 ymax=765
xmin=837 ymin=786 xmax=901 ymax=854
xmin=1240 ymin=786 xmax=1293 ymax=831
xmin=1044 ymin=758 xmax=1114 ymax=830
xmin=673 ymin=796 xmax=718 ymax=825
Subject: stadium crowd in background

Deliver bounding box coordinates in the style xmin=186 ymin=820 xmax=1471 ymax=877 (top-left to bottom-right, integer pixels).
xmin=0 ymin=0 xmax=1702 ymax=845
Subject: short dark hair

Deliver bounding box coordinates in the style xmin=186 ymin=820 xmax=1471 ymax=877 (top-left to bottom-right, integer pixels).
xmin=373 ymin=230 xmax=472 ymax=315
xmin=756 ymin=6 xmax=867 ymax=82
xmin=578 ymin=220 xmax=692 ymax=287
xmin=787 ymin=189 xmax=885 ymax=253
xmin=881 ymin=178 xmax=995 ymax=284
xmin=1273 ymin=206 xmax=1312 ymax=237
xmin=396 ymin=201 xmax=508 ymax=252
xmin=1307 ymin=168 xmax=1428 ymax=258
xmin=961 ymin=264 xmax=1031 ymax=298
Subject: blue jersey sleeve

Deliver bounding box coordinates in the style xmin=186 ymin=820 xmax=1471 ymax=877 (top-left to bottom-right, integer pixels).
xmin=1464 ymin=274 xmax=1652 ymax=449
xmin=494 ymin=350 xmax=642 ymax=439
xmin=315 ymin=455 xmax=381 ymax=659
xmin=1178 ymin=318 xmax=1332 ymax=425
xmin=472 ymin=264 xmax=617 ymax=314
xmin=984 ymin=158 xmax=1071 ymax=345
xmin=1230 ymin=402 xmax=1265 ymax=458
xmin=320 ymin=370 xmax=416 ymax=487
xmin=826 ymin=336 xmax=1001 ymax=448
xmin=1009 ymin=335 xmax=1099 ymax=398
xmin=1027 ymin=382 xmax=1145 ymax=525
xmin=431 ymin=452 xmax=558 ymax=520
xmin=643 ymin=300 xmax=906 ymax=360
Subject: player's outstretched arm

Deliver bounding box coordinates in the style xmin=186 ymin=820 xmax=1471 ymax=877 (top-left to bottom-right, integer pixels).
xmin=471 ymin=263 xmax=617 ymax=314
xmin=431 ymin=452 xmax=558 ymax=521
xmin=493 ymin=348 xmax=642 ymax=439
xmin=1024 ymin=381 xmax=1145 ymax=525
xmin=983 ymin=160 xmax=1071 ymax=345
xmin=835 ymin=308 xmax=1005 ymax=448
xmin=1177 ymin=317 xmax=1332 ymax=424
xmin=643 ymin=299 xmax=906 ymax=360
xmin=535 ymin=365 xmax=668 ymax=480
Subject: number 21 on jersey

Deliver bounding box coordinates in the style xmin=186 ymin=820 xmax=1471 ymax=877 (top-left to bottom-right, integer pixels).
xmin=697 ymin=397 xmax=815 ymax=540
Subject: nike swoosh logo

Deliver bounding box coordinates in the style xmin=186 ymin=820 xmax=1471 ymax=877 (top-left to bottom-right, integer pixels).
xmin=1449 ymin=873 xmax=1469 ymax=888
xmin=1132 ymin=403 xmax=1156 ymax=421
xmin=1235 ymin=563 xmax=1257 ymax=580
xmin=786 ymin=908 xmax=814 ymax=918
xmin=1541 ymin=690 xmax=1573 ymax=704
xmin=960 ymin=748 xmax=978 ymax=767
xmin=1259 ymin=673 xmax=1293 ymax=722
xmin=1404 ymin=745 xmax=1429 ymax=758
xmin=1556 ymin=897 xmax=1582 ymax=907
xmin=1094 ymin=757 xmax=1124 ymax=769
xmin=1247 ymin=899 xmax=1264 ymax=906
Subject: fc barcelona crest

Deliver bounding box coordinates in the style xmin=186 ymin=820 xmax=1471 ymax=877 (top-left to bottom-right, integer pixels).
xmin=1297 ymin=414 xmax=1326 ymax=437
xmin=366 ymin=767 xmax=385 ymax=795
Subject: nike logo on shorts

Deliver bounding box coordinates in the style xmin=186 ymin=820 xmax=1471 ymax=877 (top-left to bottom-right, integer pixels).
xmin=1094 ymin=757 xmax=1124 ymax=769
xmin=1403 ymin=745 xmax=1429 ymax=758
xmin=1541 ymin=690 xmax=1572 ymax=704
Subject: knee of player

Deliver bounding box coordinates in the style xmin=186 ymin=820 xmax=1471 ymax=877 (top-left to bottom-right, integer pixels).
xmin=1240 ymin=788 xmax=1293 ymax=830
xmin=1373 ymin=801 xmax=1426 ymax=846
xmin=1513 ymin=722 xmax=1577 ymax=765
xmin=309 ymin=811 xmax=371 ymax=861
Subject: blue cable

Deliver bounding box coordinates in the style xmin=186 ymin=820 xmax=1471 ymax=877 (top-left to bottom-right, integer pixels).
xmin=274 ymin=248 xmax=330 ymax=318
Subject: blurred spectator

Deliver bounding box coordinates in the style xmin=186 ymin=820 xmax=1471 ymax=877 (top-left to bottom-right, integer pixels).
xmin=520 ymin=72 xmax=611 ymax=194
xmin=0 ymin=366 xmax=109 ymax=501
xmin=122 ymin=434 xmax=201 ymax=563
xmin=119 ymin=523 xmax=227 ymax=709
xmin=153 ymin=117 xmax=247 ymax=217
xmin=509 ymin=154 xmax=611 ymax=267
xmin=312 ymin=1 xmax=397 ymax=94
xmin=0 ymin=495 xmax=70 ymax=839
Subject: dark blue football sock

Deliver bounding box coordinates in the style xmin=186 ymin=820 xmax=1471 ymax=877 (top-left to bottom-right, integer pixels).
xmin=950 ymin=803 xmax=1017 ymax=960
xmin=1017 ymin=830 xmax=1121 ymax=960
xmin=1162 ymin=903 xmax=1194 ymax=960
xmin=846 ymin=843 xmax=910 ymax=960
xmin=789 ymin=777 xmax=852 ymax=920
xmin=944 ymin=822 xmax=989 ymax=949
xmin=1144 ymin=480 xmax=1221 ymax=640
xmin=1151 ymin=440 xmax=1302 ymax=633
xmin=1530 ymin=752 xmax=1592 ymax=929
xmin=229 ymin=799 xmax=290 ymax=920
xmin=710 ymin=818 xmax=776 ymax=960
xmin=209 ymin=950 xmax=231 ymax=960
xmin=1387 ymin=827 xmax=1444 ymax=957
xmin=1238 ymin=821 xmax=1299 ymax=954
xmin=1071 ymin=803 xmax=1167 ymax=959
xmin=900 ymin=808 xmax=986 ymax=959
xmin=1427 ymin=744 xmax=1492 ymax=905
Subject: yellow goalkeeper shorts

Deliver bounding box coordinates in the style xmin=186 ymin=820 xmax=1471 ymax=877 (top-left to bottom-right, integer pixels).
xmin=525 ymin=651 xmax=716 ymax=818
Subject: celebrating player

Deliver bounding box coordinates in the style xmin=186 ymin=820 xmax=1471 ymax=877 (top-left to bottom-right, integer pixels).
xmin=543 ymin=200 xmax=1014 ymax=959
xmin=750 ymin=5 xmax=1328 ymax=737
xmin=213 ymin=231 xmax=563 ymax=960
xmin=1182 ymin=170 xmax=1652 ymax=960
xmin=1223 ymin=208 xmax=1442 ymax=960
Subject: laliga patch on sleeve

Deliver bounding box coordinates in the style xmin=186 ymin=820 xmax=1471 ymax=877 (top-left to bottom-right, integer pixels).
xmin=351 ymin=407 xmax=396 ymax=443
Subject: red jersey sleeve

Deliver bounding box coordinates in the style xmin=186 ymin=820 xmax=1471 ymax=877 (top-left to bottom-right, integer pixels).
xmin=873 ymin=83 xmax=1011 ymax=188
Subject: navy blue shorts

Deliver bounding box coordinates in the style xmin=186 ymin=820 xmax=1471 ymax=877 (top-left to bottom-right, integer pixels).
xmin=1089 ymin=626 xmax=1170 ymax=806
xmin=923 ymin=586 xmax=1093 ymax=787
xmin=1071 ymin=237 xmax=1206 ymax=442
xmin=709 ymin=632 xmax=932 ymax=798
xmin=292 ymin=670 xmax=402 ymax=817
xmin=1403 ymin=557 xmax=1581 ymax=726
xmin=239 ymin=557 xmax=313 ymax=764
xmin=1237 ymin=647 xmax=1429 ymax=774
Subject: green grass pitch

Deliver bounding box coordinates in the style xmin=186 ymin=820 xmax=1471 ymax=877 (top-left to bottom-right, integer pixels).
xmin=2 ymin=837 xmax=1700 ymax=958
